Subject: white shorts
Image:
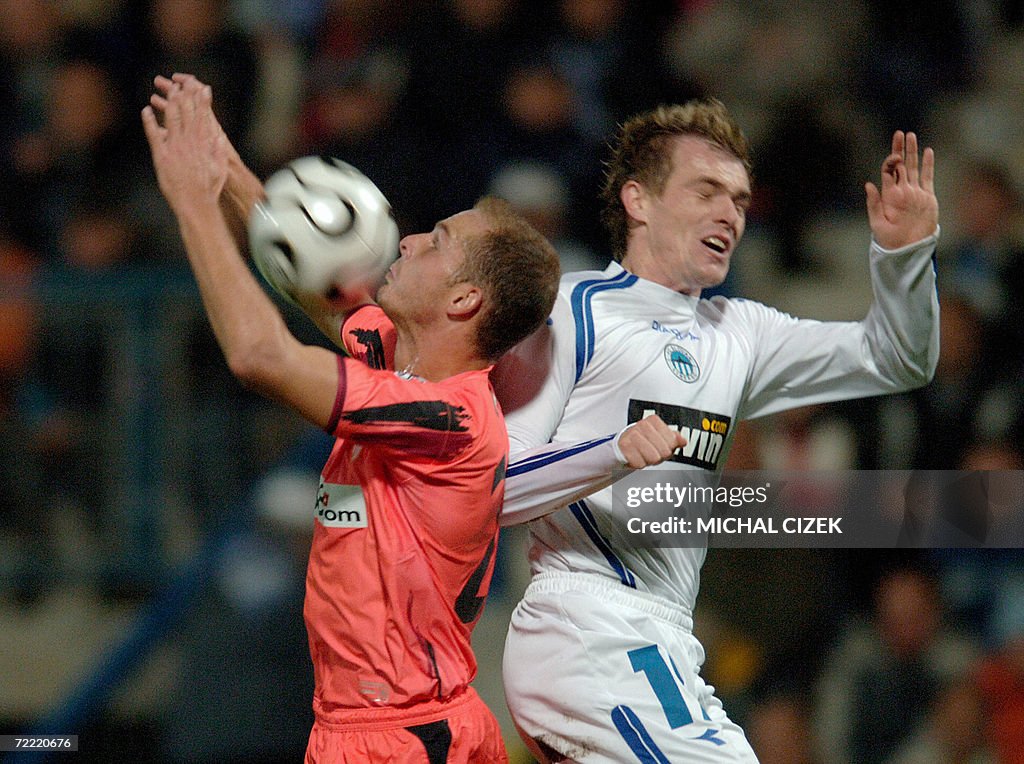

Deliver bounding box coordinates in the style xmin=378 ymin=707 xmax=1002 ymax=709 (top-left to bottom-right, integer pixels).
xmin=503 ymin=572 xmax=759 ymax=763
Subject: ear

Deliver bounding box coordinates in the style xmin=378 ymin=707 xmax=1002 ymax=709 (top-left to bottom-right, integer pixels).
xmin=448 ymin=283 xmax=483 ymax=321
xmin=620 ymin=179 xmax=649 ymax=224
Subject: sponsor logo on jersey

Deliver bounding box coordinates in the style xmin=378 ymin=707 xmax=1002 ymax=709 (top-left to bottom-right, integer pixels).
xmin=663 ymin=343 xmax=700 ymax=382
xmin=315 ymin=479 xmax=368 ymax=527
xmin=651 ymin=320 xmax=699 ymax=343
xmin=628 ymin=399 xmax=731 ymax=470
xmin=358 ymin=679 xmax=391 ymax=703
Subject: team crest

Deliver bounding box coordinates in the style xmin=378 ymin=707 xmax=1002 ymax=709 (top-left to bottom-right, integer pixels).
xmin=664 ymin=344 xmax=700 ymax=382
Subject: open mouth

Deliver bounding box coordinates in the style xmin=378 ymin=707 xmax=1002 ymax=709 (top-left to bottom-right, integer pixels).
xmin=702 ymin=235 xmax=728 ymax=254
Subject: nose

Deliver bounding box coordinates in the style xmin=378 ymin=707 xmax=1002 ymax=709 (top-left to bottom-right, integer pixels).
xmin=399 ymin=231 xmax=432 ymax=259
xmin=398 ymin=234 xmax=418 ymax=259
xmin=712 ymin=197 xmax=742 ymax=238
xmin=714 ymin=195 xmax=739 ymax=227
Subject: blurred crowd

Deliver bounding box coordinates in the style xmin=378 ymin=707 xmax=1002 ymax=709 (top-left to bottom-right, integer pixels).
xmin=1 ymin=0 xmax=1024 ymax=762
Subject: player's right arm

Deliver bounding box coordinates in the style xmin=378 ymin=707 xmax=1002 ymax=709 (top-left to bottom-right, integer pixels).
xmin=494 ymin=292 xmax=684 ymax=525
xmin=502 ymin=416 xmax=685 ymax=525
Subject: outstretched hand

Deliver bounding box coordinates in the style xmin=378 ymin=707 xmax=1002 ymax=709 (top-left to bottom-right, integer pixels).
xmin=141 ymin=78 xmax=229 ymax=216
xmin=618 ymin=415 xmax=687 ymax=469
xmin=149 ymin=74 xmax=241 ymax=166
xmin=865 ymin=131 xmax=938 ymax=250
xmin=149 ymin=73 xmax=265 ymax=244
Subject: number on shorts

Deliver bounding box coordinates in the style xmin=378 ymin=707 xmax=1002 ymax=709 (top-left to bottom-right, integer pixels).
xmin=627 ymin=644 xmax=694 ymax=729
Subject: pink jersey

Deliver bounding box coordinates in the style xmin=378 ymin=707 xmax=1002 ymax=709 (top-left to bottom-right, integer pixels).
xmin=305 ymin=306 xmax=508 ymax=723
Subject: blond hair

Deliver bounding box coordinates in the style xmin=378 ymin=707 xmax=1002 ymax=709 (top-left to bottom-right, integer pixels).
xmin=452 ymin=196 xmax=561 ymax=360
xmin=600 ymin=100 xmax=752 ymax=261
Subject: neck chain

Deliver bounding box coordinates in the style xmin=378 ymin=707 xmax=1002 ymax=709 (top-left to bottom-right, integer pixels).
xmin=397 ymin=356 xmax=419 ymax=380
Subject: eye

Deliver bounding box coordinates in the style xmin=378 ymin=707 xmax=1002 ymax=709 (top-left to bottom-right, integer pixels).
xmin=695 ymin=183 xmax=716 ymax=200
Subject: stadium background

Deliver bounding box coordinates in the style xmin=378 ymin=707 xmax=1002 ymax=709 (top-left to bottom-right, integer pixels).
xmin=1 ymin=0 xmax=1023 ymax=761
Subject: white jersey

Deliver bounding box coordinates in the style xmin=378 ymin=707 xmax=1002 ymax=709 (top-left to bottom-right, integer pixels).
xmin=493 ymin=233 xmax=939 ymax=762
xmin=498 ymin=233 xmax=939 ymax=609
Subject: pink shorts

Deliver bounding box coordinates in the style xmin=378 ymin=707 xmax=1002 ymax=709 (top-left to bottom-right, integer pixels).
xmin=304 ymin=687 xmax=508 ymax=763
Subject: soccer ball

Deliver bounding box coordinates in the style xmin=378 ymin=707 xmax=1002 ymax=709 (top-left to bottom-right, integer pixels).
xmin=248 ymin=156 xmax=399 ymax=304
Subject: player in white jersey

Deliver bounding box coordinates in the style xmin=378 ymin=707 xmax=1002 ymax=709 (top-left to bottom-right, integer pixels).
xmin=493 ymin=100 xmax=940 ymax=762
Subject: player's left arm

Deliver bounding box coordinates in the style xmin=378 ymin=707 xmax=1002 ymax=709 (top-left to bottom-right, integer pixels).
xmin=865 ymin=131 xmax=937 ymax=250
xmin=739 ymin=131 xmax=940 ymax=419
xmin=150 ymin=74 xmax=375 ymax=346
xmin=859 ymin=131 xmax=940 ymax=384
xmin=143 ymin=78 xmax=341 ymax=430
xmin=151 ymin=74 xmax=263 ymax=248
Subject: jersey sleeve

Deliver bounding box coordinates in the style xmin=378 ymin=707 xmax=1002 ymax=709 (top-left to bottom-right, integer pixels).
xmin=494 ymin=291 xmax=629 ymax=524
xmin=341 ymin=305 xmax=397 ymax=370
xmin=736 ymin=231 xmax=940 ymax=419
xmin=502 ymin=434 xmax=627 ymax=526
xmin=492 ymin=291 xmax=577 ymax=452
xmin=325 ymin=356 xmax=476 ymax=461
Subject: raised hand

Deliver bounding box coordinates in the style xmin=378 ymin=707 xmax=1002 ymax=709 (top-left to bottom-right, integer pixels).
xmin=142 ymin=80 xmax=229 ymax=216
xmin=150 ymin=74 xmax=239 ymax=163
xmin=618 ymin=414 xmax=688 ymax=469
xmin=150 ymin=73 xmax=265 ymax=243
xmin=865 ymin=131 xmax=938 ymax=250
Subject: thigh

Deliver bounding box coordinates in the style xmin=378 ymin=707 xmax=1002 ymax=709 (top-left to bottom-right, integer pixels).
xmin=503 ymin=592 xmax=759 ymax=764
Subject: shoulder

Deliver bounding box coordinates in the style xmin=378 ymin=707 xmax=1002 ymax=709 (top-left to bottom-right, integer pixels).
xmin=559 ymin=264 xmax=639 ymax=300
xmin=697 ymin=294 xmax=793 ymax=330
xmin=554 ymin=265 xmax=645 ymax=330
xmin=343 ymin=304 xmax=390 ymax=332
xmin=437 ymin=371 xmax=508 ymax=457
xmin=699 ymin=294 xmax=771 ymax=318
xmin=343 ymin=305 xmax=396 ymax=370
xmin=435 ymin=369 xmax=503 ymax=421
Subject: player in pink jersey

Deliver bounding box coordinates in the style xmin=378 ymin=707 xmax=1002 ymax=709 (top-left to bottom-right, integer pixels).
xmin=142 ymin=76 xmax=563 ymax=763
xmin=307 ymin=302 xmax=509 ymax=712
xmin=144 ymin=72 xmax=686 ymax=763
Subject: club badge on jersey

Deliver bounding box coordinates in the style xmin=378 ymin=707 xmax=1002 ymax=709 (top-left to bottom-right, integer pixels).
xmin=663 ymin=344 xmax=701 ymax=382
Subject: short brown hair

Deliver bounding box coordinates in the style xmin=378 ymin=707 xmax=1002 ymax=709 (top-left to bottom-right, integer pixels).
xmin=452 ymin=196 xmax=560 ymax=360
xmin=600 ymin=99 xmax=752 ymax=261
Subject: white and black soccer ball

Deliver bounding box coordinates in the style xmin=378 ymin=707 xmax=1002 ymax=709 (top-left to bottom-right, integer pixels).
xmin=248 ymin=156 xmax=399 ymax=304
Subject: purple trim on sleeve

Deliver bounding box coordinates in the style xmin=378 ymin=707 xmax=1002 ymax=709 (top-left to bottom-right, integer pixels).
xmin=325 ymin=354 xmax=347 ymax=434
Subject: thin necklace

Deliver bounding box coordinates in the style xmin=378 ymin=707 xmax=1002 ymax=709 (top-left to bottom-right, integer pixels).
xmin=397 ymin=356 xmax=419 ymax=380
